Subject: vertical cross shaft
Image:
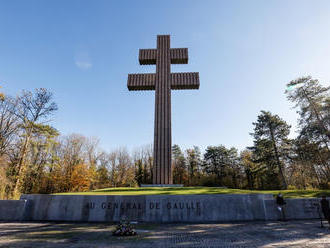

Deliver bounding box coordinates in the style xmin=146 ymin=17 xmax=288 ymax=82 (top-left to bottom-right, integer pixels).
xmin=154 ymin=35 xmax=172 ymax=184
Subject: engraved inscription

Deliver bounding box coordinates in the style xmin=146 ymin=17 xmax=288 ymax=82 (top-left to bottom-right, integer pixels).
xmin=85 ymin=201 xmax=201 ymax=211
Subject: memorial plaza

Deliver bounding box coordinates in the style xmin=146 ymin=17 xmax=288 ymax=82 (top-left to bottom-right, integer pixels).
xmin=0 ymin=220 xmax=329 ymax=248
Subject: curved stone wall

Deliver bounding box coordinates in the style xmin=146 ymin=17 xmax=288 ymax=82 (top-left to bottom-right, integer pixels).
xmin=0 ymin=194 xmax=324 ymax=222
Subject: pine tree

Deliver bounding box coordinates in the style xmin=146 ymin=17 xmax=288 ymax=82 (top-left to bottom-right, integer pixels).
xmin=250 ymin=111 xmax=291 ymax=189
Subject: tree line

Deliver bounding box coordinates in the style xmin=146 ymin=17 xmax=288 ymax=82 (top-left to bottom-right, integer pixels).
xmin=0 ymin=76 xmax=329 ymax=199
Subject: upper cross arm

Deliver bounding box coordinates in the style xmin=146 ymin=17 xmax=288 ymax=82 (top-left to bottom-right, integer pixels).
xmin=139 ymin=49 xmax=157 ymax=65
xmin=170 ymin=48 xmax=188 ymax=64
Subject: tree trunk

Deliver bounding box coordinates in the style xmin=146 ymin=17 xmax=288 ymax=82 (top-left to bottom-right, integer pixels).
xmin=13 ymin=134 xmax=30 ymax=197
xmin=269 ymin=124 xmax=288 ymax=189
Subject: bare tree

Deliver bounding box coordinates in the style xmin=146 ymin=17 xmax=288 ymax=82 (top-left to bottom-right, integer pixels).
xmin=13 ymin=88 xmax=57 ymax=196
xmin=0 ymin=96 xmax=18 ymax=156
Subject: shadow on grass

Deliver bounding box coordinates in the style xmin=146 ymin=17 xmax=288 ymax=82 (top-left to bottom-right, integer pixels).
xmin=55 ymin=187 xmax=330 ymax=199
xmin=92 ymin=187 xmax=330 ymax=197
xmin=93 ymin=187 xmax=193 ymax=192
xmin=280 ymin=190 xmax=330 ymax=198
xmin=92 ymin=187 xmax=255 ymax=194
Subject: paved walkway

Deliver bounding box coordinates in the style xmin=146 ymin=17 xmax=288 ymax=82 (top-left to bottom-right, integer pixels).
xmin=0 ymin=220 xmax=329 ymax=247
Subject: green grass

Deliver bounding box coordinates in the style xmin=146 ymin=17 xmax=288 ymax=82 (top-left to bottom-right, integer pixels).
xmin=55 ymin=187 xmax=330 ymax=198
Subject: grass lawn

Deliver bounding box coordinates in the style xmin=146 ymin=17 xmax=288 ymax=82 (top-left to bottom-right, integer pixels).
xmin=55 ymin=187 xmax=330 ymax=198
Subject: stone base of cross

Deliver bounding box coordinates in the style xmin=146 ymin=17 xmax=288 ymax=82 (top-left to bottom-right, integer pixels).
xmin=127 ymin=35 xmax=200 ymax=184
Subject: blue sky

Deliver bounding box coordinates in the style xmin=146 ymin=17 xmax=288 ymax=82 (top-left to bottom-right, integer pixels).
xmin=1 ymin=0 xmax=330 ymax=153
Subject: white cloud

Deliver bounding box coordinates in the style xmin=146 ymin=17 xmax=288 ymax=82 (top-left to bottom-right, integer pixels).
xmin=75 ymin=61 xmax=92 ymax=69
xmin=74 ymin=50 xmax=92 ymax=70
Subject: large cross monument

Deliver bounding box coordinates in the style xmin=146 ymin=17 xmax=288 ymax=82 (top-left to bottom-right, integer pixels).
xmin=127 ymin=35 xmax=200 ymax=185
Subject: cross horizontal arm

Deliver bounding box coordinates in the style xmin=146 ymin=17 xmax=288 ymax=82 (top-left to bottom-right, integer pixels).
xmin=171 ymin=72 xmax=199 ymax=90
xmin=170 ymin=48 xmax=188 ymax=64
xmin=127 ymin=73 xmax=156 ymax=91
xmin=139 ymin=49 xmax=157 ymax=65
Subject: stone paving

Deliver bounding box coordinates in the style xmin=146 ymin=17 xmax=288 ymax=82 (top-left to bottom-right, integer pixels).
xmin=0 ymin=220 xmax=329 ymax=248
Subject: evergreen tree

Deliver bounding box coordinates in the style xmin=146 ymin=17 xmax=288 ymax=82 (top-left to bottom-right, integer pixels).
xmin=186 ymin=146 xmax=202 ymax=185
xmin=250 ymin=111 xmax=291 ymax=189
xmin=286 ymin=77 xmax=330 ymax=187
xmin=134 ymin=159 xmax=144 ymax=186
xmin=240 ymin=150 xmax=265 ymax=190
xmin=203 ymin=145 xmax=239 ymax=186
xmin=172 ymin=144 xmax=187 ymax=184
xmin=286 ymin=76 xmax=330 ymax=148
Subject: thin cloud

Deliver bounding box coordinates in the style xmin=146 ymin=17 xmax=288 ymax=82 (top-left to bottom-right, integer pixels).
xmin=74 ymin=50 xmax=92 ymax=70
xmin=75 ymin=61 xmax=92 ymax=69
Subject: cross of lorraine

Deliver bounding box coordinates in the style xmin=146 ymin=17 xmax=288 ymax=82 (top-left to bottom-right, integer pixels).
xmin=127 ymin=35 xmax=200 ymax=185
